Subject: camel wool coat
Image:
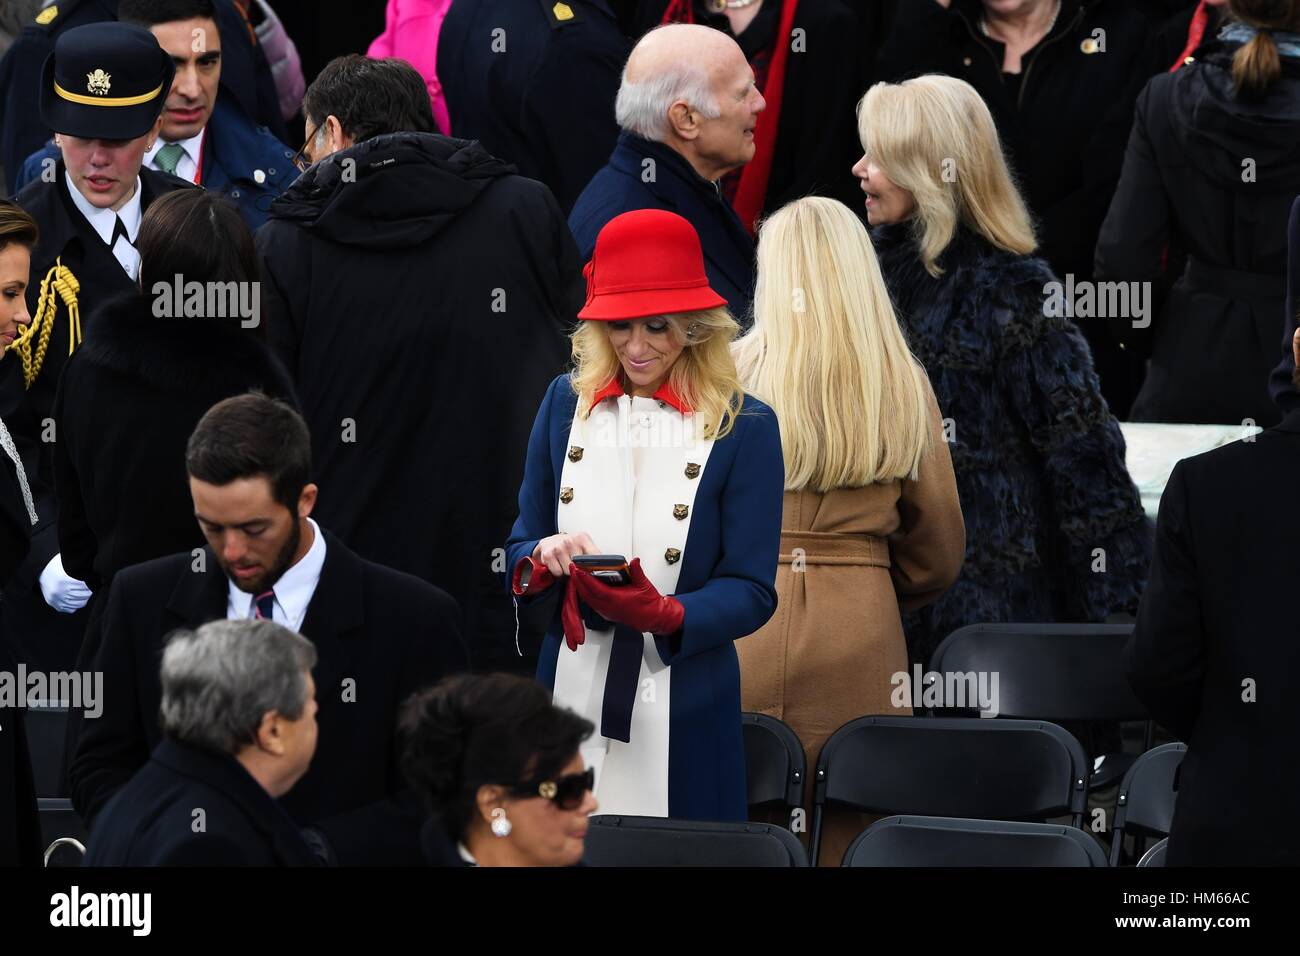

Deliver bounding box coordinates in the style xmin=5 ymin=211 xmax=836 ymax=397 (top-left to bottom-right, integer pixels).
xmin=737 ymin=394 xmax=965 ymax=865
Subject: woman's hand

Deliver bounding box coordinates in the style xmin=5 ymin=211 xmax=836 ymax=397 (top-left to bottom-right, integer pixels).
xmin=533 ymin=532 xmax=600 ymax=577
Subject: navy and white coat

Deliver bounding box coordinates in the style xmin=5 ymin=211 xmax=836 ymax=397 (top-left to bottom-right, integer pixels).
xmin=505 ymin=373 xmax=783 ymax=822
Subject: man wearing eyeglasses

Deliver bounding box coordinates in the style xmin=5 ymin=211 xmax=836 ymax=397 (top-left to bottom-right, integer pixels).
xmin=13 ymin=0 xmax=295 ymax=231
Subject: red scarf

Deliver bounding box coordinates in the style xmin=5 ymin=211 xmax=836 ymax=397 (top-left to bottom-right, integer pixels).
xmin=1170 ymin=0 xmax=1210 ymax=71
xmin=660 ymin=0 xmax=799 ymax=235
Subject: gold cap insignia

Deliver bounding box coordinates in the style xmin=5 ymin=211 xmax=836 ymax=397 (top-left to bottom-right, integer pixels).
xmin=36 ymin=5 xmax=58 ymax=25
xmin=86 ymin=69 xmax=112 ymax=95
xmin=673 ymin=504 xmax=689 ymax=520
xmin=559 ymin=487 xmax=574 ymax=504
xmin=553 ymin=3 xmax=574 ymax=21
xmin=665 ymin=547 xmax=681 ymax=565
xmin=567 ymin=446 xmax=583 ymax=463
xmin=684 ymin=462 xmax=700 ymax=479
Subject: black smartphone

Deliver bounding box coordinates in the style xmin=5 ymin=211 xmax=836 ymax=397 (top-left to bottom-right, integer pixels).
xmin=572 ymin=554 xmax=632 ymax=586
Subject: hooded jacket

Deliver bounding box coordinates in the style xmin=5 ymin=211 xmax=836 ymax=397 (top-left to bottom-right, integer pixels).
xmin=257 ymin=131 xmax=583 ymax=675
xmin=1097 ymin=42 xmax=1300 ymax=425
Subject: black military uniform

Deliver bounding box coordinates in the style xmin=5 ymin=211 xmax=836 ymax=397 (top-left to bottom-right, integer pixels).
xmin=0 ymin=0 xmax=287 ymax=196
xmin=438 ymin=0 xmax=634 ymax=215
xmin=1 ymin=23 xmax=191 ymax=675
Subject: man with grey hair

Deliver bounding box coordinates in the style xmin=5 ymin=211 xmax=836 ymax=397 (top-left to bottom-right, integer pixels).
xmin=83 ymin=619 xmax=321 ymax=866
xmin=568 ymin=22 xmax=765 ymax=322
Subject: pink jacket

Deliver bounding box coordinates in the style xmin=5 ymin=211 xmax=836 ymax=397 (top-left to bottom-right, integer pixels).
xmin=367 ymin=0 xmax=453 ymax=135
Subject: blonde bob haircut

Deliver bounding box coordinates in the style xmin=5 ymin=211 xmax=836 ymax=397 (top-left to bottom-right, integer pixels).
xmin=570 ymin=307 xmax=744 ymax=441
xmin=857 ymin=74 xmax=1036 ymax=276
xmin=734 ymin=196 xmax=932 ymax=492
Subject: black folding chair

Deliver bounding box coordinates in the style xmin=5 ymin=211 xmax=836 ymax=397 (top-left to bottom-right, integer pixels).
xmin=39 ymin=798 xmax=86 ymax=867
xmin=1137 ymin=838 xmax=1168 ymax=868
xmin=1110 ymin=743 xmax=1186 ymax=865
xmin=927 ymin=623 xmax=1155 ymax=789
xmin=741 ymin=712 xmax=805 ymax=826
xmin=23 ymin=703 xmax=70 ymax=797
xmin=810 ymin=715 xmax=1089 ymax=865
xmin=842 ymin=815 xmax=1109 ymax=867
xmin=583 ymin=815 xmax=809 ymax=867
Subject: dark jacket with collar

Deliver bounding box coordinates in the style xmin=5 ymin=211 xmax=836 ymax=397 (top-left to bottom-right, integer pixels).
xmin=1129 ymin=408 xmax=1300 ymax=865
xmin=438 ymin=0 xmax=630 ymax=215
xmin=1096 ymin=44 xmax=1300 ymax=427
xmin=51 ymin=290 xmax=298 ymax=592
xmin=568 ymin=132 xmax=757 ymax=322
xmin=1270 ymin=197 xmax=1300 ymax=415
xmin=257 ymin=131 xmax=580 ymax=677
xmin=83 ymin=737 xmax=320 ymax=866
xmin=0 ymin=163 xmax=193 ymax=674
xmin=0 ymin=0 xmax=287 ymax=195
xmin=15 ymin=98 xmax=299 ymax=230
xmin=69 ymin=529 xmax=469 ymax=864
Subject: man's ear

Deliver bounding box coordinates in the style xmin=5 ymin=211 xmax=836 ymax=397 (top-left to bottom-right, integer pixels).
xmin=253 ymin=710 xmax=286 ymax=756
xmin=298 ymin=482 xmax=318 ymax=519
xmin=666 ymin=101 xmax=701 ymax=141
xmin=326 ymin=115 xmax=354 ymax=153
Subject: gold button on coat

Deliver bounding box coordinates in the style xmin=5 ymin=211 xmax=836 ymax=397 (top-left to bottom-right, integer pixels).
xmin=684 ymin=462 xmax=701 ymax=479
xmin=665 ymin=548 xmax=681 ymax=565
xmin=673 ymin=504 xmax=689 ymax=520
xmin=567 ymin=446 xmax=583 ymax=462
xmin=559 ymin=487 xmax=573 ymax=504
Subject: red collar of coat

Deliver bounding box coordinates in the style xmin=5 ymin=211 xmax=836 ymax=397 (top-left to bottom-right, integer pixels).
xmin=590 ymin=377 xmax=692 ymax=413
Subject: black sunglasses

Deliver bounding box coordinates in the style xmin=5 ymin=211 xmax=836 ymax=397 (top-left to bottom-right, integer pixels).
xmin=509 ymin=768 xmax=595 ymax=810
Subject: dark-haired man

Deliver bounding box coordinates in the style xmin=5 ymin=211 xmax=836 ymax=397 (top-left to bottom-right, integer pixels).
xmin=257 ymin=55 xmax=583 ymax=675
xmin=14 ymin=0 xmax=296 ymax=230
xmin=71 ymin=392 xmax=469 ymax=865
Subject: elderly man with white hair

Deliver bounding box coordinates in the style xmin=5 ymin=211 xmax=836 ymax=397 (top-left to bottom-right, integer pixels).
xmin=83 ymin=619 xmax=321 ymax=866
xmin=568 ymin=23 xmax=765 ymax=322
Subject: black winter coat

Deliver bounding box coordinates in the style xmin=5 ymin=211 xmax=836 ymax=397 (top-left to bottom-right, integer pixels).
xmin=70 ymin=530 xmax=469 ymax=865
xmin=83 ymin=738 xmax=319 ymax=866
xmin=51 ymin=291 xmax=298 ymax=592
xmin=254 ymin=130 xmax=579 ymax=676
xmin=1096 ymin=46 xmax=1300 ymax=427
xmin=1129 ymin=410 xmax=1300 ymax=865
xmin=873 ymin=223 xmax=1150 ymax=665
xmin=1 ymin=164 xmax=193 ymax=673
xmin=257 ymin=132 xmax=581 ymax=677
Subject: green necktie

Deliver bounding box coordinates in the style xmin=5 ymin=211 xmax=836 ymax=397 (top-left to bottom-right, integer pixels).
xmin=154 ymin=142 xmax=185 ymax=176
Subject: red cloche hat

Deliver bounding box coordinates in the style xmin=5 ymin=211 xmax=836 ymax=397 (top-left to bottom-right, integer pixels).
xmin=577 ymin=209 xmax=728 ymax=321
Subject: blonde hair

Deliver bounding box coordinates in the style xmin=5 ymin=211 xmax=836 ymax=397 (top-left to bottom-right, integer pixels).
xmin=856 ymin=74 xmax=1036 ymax=276
xmin=734 ymin=196 xmax=932 ymax=492
xmin=570 ymin=306 xmax=744 ymax=440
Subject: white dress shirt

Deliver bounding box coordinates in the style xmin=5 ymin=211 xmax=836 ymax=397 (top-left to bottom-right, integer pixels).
xmin=226 ymin=517 xmax=327 ymax=632
xmin=63 ymin=170 xmax=143 ymax=280
xmin=144 ymin=129 xmax=205 ymax=183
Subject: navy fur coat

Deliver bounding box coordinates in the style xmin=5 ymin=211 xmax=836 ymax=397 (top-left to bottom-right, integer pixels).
xmin=873 ymin=223 xmax=1151 ymax=664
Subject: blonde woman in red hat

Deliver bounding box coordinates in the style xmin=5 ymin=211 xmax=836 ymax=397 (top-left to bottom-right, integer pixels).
xmin=504 ymin=208 xmax=783 ymax=823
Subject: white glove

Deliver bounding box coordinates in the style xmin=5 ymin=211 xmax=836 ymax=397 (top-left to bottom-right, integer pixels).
xmin=39 ymin=553 xmax=93 ymax=613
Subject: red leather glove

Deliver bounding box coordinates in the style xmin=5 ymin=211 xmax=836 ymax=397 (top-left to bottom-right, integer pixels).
xmin=511 ymin=556 xmax=555 ymax=596
xmin=561 ymin=575 xmax=585 ymax=651
xmin=569 ymin=558 xmax=684 ymax=636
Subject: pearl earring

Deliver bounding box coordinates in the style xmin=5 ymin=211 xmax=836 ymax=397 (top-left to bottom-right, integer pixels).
xmin=490 ymin=807 xmax=512 ymax=838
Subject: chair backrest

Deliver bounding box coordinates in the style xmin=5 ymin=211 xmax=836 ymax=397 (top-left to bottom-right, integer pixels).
xmin=741 ymin=712 xmax=805 ymax=813
xmin=842 ymin=815 xmax=1109 ymax=867
xmin=38 ymin=798 xmax=87 ymax=867
xmin=1110 ymin=743 xmax=1186 ymax=865
xmin=1137 ymin=838 xmax=1168 ymax=868
xmin=24 ymin=704 xmax=70 ymax=797
xmin=927 ymin=624 xmax=1147 ymax=722
xmin=583 ymin=815 xmax=808 ymax=867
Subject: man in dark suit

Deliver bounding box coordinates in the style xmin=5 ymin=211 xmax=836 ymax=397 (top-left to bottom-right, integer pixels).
xmin=567 ymin=22 xmax=763 ymax=321
xmin=1128 ymin=331 xmax=1300 ymax=865
xmin=85 ymin=619 xmax=321 ymax=866
xmin=71 ymin=393 xmax=469 ymax=865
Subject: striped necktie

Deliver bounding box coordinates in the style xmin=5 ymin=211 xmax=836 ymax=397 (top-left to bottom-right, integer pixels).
xmin=254 ymin=590 xmax=276 ymax=621
xmin=154 ymin=142 xmax=185 ymax=176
